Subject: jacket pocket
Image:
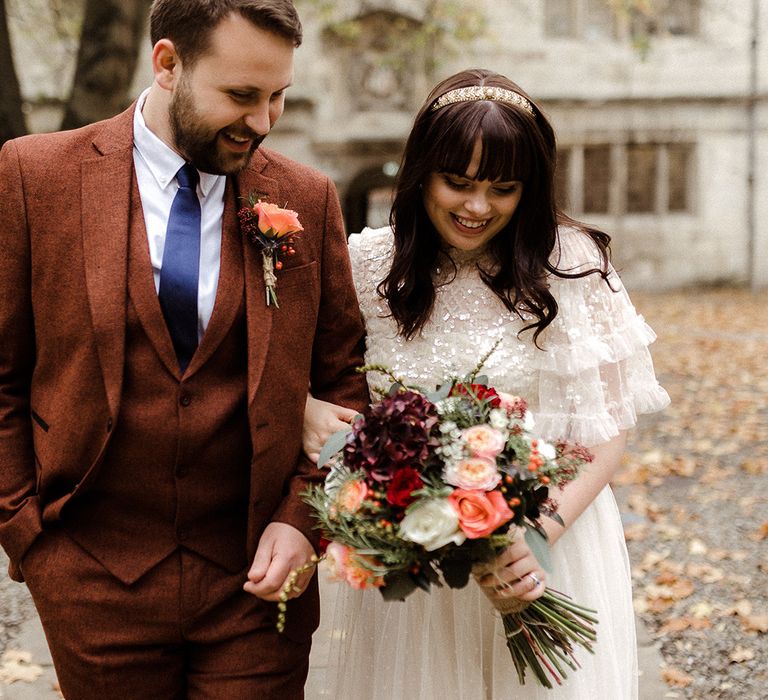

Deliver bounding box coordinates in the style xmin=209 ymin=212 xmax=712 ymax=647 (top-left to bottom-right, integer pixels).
xmin=31 ymin=410 xmax=49 ymax=433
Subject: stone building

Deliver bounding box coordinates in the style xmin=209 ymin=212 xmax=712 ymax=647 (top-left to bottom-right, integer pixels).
xmin=267 ymin=0 xmax=768 ymax=290
xmin=11 ymin=0 xmax=768 ymax=289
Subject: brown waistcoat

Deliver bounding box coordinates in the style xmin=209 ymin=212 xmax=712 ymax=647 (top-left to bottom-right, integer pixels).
xmin=63 ymin=181 xmax=251 ymax=585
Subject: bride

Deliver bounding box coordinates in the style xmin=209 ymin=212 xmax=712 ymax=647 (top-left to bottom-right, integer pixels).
xmin=303 ymin=68 xmax=669 ymax=699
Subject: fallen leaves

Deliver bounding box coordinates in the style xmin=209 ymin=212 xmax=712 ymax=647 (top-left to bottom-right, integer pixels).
xmin=662 ymin=666 xmax=694 ymax=687
xmin=729 ymin=646 xmax=756 ymax=663
xmin=724 ymin=600 xmax=768 ymax=634
xmin=658 ymin=615 xmax=712 ymax=634
xmin=741 ymin=614 xmax=768 ymax=634
xmin=617 ymin=288 xmax=768 ymax=698
xmin=750 ymin=521 xmax=768 ymax=541
xmin=644 ymin=576 xmax=696 ymax=613
xmin=0 ymin=649 xmax=44 ymax=684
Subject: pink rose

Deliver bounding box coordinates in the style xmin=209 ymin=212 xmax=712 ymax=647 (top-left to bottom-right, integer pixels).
xmin=324 ymin=541 xmax=385 ymax=590
xmin=254 ymin=201 xmax=303 ymax=238
xmin=497 ymin=392 xmax=528 ymax=420
xmin=448 ymin=489 xmax=514 ymax=539
xmin=444 ymin=457 xmax=501 ymax=491
xmin=325 ymin=541 xmax=351 ymax=581
xmin=335 ymin=478 xmax=368 ymax=514
xmin=461 ymin=424 xmax=506 ymax=459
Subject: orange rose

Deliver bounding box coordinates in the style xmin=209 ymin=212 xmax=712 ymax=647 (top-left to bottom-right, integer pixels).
xmin=335 ymin=478 xmax=368 ymax=514
xmin=254 ymin=201 xmax=303 ymax=238
xmin=448 ymin=489 xmax=513 ymax=539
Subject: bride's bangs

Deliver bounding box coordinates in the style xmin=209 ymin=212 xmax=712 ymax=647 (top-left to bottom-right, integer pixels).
xmin=429 ymin=107 xmax=484 ymax=178
xmin=429 ymin=105 xmax=533 ymax=183
xmin=474 ymin=108 xmax=534 ymax=184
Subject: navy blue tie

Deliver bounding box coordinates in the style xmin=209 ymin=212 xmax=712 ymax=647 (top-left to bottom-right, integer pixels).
xmin=158 ymin=164 xmax=201 ymax=373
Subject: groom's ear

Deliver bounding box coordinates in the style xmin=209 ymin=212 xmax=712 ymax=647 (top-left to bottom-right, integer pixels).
xmin=152 ymin=39 xmax=181 ymax=91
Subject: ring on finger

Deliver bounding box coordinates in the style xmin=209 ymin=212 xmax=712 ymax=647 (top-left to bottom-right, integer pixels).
xmin=527 ymin=573 xmax=541 ymax=589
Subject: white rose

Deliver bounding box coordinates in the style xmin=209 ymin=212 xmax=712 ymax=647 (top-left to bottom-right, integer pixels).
xmin=399 ymin=499 xmax=466 ymax=551
xmin=489 ymin=408 xmax=509 ymax=430
xmin=523 ymin=410 xmax=536 ymax=432
xmin=538 ymin=440 xmax=557 ymax=461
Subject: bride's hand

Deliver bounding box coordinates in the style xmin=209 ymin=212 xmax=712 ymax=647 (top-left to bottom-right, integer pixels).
xmin=303 ymin=394 xmax=358 ymax=463
xmin=474 ymin=527 xmax=546 ymax=602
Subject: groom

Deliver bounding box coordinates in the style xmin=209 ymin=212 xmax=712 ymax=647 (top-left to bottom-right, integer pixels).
xmin=0 ymin=0 xmax=367 ymax=697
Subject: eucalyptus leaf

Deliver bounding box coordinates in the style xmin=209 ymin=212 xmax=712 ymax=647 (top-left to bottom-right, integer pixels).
xmin=317 ymin=426 xmax=352 ymax=468
xmin=524 ymin=525 xmax=553 ymax=574
xmin=426 ymin=382 xmax=452 ymax=404
xmin=549 ymin=512 xmax=565 ymax=528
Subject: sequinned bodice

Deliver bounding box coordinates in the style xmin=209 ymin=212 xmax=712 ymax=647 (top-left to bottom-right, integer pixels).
xmin=348 ymin=226 xmax=669 ymax=446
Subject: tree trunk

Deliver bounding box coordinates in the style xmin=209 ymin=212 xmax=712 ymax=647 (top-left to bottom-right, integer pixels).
xmin=0 ymin=0 xmax=27 ymax=145
xmin=60 ymin=0 xmax=152 ymax=130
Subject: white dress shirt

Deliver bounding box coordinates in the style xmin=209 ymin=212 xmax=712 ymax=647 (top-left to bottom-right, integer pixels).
xmin=132 ymin=88 xmax=226 ymax=339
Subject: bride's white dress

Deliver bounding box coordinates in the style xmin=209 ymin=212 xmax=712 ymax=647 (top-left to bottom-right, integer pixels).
xmin=307 ymin=226 xmax=669 ymax=700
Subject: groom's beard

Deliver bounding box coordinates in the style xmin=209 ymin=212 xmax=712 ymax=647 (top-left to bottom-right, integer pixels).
xmin=169 ymin=77 xmax=265 ymax=175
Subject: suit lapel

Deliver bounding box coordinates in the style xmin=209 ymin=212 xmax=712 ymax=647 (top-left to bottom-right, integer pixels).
xmin=81 ymin=112 xmax=278 ymax=408
xmin=81 ymin=108 xmax=136 ymax=418
xmin=236 ymin=154 xmax=280 ymax=406
xmin=126 ymin=173 xmax=181 ymax=375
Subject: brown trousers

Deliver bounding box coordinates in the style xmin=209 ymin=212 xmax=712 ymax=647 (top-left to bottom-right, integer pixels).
xmin=23 ymin=528 xmax=310 ymax=699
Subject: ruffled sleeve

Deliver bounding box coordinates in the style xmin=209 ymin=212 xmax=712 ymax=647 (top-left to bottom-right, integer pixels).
xmin=347 ymin=226 xmax=394 ymax=321
xmin=531 ymin=227 xmax=670 ymax=446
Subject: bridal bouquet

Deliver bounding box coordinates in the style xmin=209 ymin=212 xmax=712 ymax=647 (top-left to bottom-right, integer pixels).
xmin=301 ymin=361 xmax=599 ymax=688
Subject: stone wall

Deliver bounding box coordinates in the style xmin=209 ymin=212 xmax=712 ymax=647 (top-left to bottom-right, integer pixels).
xmin=8 ymin=0 xmax=767 ymax=289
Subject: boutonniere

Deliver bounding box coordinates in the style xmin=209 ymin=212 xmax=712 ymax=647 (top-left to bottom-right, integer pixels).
xmin=238 ymin=193 xmax=304 ymax=307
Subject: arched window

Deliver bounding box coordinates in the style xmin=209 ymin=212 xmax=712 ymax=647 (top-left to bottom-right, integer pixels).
xmin=344 ymin=162 xmax=399 ymax=235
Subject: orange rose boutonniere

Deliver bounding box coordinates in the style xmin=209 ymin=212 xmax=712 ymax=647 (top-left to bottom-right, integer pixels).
xmin=238 ymin=194 xmax=304 ymax=307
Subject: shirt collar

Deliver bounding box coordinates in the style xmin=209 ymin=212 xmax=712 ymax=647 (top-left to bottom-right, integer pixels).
xmin=133 ymin=88 xmax=222 ymax=198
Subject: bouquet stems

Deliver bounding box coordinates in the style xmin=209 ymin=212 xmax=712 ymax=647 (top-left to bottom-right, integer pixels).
xmin=495 ymin=588 xmax=597 ymax=688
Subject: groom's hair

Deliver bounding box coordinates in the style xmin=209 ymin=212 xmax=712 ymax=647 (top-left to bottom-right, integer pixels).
xmin=150 ymin=0 xmax=302 ymax=65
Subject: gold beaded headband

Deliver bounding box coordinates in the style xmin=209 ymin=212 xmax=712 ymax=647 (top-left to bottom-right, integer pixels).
xmin=430 ymin=86 xmax=535 ymax=117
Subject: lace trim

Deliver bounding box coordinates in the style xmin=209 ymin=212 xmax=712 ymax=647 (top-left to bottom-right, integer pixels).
xmin=534 ymin=385 xmax=670 ymax=446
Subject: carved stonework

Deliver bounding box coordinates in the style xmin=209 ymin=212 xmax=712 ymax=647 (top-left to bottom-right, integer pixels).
xmin=325 ymin=10 xmax=422 ymax=112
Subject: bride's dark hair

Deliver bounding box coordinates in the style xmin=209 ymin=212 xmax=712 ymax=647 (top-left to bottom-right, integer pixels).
xmin=381 ymin=68 xmax=611 ymax=343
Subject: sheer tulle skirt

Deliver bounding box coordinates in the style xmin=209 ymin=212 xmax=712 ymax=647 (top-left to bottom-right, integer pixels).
xmin=307 ymin=485 xmax=638 ymax=700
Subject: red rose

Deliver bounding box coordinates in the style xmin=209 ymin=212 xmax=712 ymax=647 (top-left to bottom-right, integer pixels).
xmin=386 ymin=467 xmax=424 ymax=508
xmin=449 ymin=383 xmax=501 ymax=408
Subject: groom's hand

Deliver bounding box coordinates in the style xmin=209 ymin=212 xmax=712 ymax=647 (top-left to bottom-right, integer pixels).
xmin=243 ymin=522 xmax=316 ymax=601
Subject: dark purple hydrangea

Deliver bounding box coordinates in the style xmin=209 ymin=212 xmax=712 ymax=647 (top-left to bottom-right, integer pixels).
xmin=343 ymin=390 xmax=439 ymax=482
